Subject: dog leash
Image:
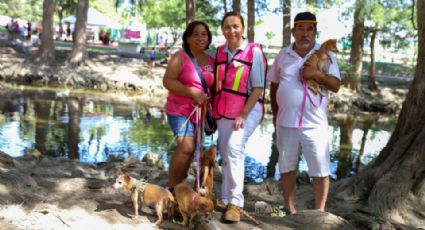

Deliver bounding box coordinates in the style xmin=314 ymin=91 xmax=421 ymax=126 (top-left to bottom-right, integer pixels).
xmin=298 ymin=68 xmax=323 ymax=130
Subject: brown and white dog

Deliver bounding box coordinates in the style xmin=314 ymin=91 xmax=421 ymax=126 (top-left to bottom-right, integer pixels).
xmin=174 ymin=182 xmax=214 ymax=228
xmin=113 ymin=169 xmax=175 ymax=225
xmin=304 ymin=39 xmax=338 ymax=96
xmin=194 ymin=146 xmax=217 ymax=198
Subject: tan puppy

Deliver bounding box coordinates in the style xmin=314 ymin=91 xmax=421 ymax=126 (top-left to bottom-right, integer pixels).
xmin=113 ymin=170 xmax=175 ymax=225
xmin=304 ymin=39 xmax=338 ymax=95
xmin=194 ymin=146 xmax=217 ymax=198
xmin=174 ymin=182 xmax=214 ymax=228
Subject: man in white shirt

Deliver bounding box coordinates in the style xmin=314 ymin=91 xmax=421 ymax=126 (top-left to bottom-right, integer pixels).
xmin=267 ymin=12 xmax=340 ymax=214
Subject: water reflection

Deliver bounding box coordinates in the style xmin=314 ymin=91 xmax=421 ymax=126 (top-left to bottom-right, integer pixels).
xmin=0 ymin=89 xmax=395 ymax=182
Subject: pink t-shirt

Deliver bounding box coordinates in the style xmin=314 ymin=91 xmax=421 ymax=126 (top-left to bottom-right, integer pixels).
xmin=165 ymin=51 xmax=215 ymax=124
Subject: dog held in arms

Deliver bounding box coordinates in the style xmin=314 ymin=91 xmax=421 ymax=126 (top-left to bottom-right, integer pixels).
xmin=303 ymin=39 xmax=338 ymax=96
xmin=113 ymin=169 xmax=176 ymax=225
xmin=174 ymin=182 xmax=214 ymax=228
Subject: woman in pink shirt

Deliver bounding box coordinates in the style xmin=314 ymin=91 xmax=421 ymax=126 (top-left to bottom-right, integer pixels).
xmin=163 ymin=21 xmax=214 ymax=187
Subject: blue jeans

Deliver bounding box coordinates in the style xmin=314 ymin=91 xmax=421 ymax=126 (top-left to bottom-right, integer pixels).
xmin=167 ymin=114 xmax=216 ymax=148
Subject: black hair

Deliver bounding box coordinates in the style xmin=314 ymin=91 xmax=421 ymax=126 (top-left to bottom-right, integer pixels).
xmin=221 ymin=11 xmax=244 ymax=29
xmin=182 ymin=21 xmax=212 ymax=50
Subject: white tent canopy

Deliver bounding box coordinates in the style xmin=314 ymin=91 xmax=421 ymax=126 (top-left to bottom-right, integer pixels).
xmin=62 ymin=8 xmax=121 ymax=29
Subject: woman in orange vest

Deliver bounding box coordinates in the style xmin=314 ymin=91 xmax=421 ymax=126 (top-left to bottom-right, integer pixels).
xmin=213 ymin=12 xmax=267 ymax=222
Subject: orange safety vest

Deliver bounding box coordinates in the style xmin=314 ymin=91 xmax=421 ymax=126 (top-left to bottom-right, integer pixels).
xmin=212 ymin=42 xmax=267 ymax=120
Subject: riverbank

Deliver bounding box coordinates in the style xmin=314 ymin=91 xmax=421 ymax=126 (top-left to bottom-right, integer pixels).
xmin=0 ymin=45 xmax=409 ymax=118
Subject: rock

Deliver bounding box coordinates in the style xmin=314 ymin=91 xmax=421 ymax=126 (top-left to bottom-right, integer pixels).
xmin=143 ymin=152 xmax=159 ymax=166
xmin=254 ymin=201 xmax=273 ymax=216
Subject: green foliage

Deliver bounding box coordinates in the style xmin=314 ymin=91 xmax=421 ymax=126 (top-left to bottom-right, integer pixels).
xmin=271 ymin=204 xmax=287 ymax=217
xmin=0 ymin=0 xmax=43 ymax=21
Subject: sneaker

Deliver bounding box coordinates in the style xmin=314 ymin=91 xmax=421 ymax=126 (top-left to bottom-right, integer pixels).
xmin=223 ymin=204 xmax=240 ymax=222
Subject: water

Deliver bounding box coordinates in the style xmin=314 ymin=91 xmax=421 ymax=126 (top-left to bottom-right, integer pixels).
xmin=0 ymin=88 xmax=396 ymax=183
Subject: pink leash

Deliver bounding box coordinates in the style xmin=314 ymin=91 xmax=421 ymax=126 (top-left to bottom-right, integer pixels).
xmin=195 ymin=106 xmax=202 ymax=192
xmin=298 ymin=68 xmax=323 ymax=130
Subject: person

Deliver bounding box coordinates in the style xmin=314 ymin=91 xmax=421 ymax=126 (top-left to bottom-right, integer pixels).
xmin=66 ymin=23 xmax=71 ymax=41
xmin=212 ymin=12 xmax=267 ymax=222
xmin=267 ymin=12 xmax=341 ymax=215
xmin=163 ymin=21 xmax=214 ymax=188
xmin=149 ymin=47 xmax=157 ymax=69
xmin=27 ymin=21 xmax=32 ymax=40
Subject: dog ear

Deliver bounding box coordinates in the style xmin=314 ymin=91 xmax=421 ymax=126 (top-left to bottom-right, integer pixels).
xmin=116 ymin=168 xmax=123 ymax=175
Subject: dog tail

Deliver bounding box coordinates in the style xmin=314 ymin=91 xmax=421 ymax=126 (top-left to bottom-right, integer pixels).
xmin=167 ymin=190 xmax=177 ymax=204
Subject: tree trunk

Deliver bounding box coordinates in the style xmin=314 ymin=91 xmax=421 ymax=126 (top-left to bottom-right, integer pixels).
xmin=333 ymin=1 xmax=425 ymax=227
xmin=223 ymin=0 xmax=227 ymax=14
xmin=282 ymin=0 xmax=291 ymax=47
xmin=36 ymin=0 xmax=55 ymax=63
xmin=34 ymin=100 xmax=51 ymax=155
xmin=232 ymin=0 xmax=240 ymax=14
xmin=346 ymin=0 xmax=365 ymax=92
xmin=68 ymin=0 xmax=88 ymax=65
xmin=336 ymin=117 xmax=356 ymax=180
xmin=247 ymin=0 xmax=254 ymax=42
xmin=186 ymin=0 xmax=195 ymax=26
xmin=67 ymin=99 xmax=82 ymax=160
xmin=368 ymin=29 xmax=378 ymax=91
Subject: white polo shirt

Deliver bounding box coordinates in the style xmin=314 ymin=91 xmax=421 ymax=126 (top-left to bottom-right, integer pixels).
xmin=267 ymin=43 xmax=340 ymax=128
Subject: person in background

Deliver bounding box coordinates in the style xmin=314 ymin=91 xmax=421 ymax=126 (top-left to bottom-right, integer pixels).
xmin=149 ymin=47 xmax=157 ymax=69
xmin=267 ymin=12 xmax=340 ymax=215
xmin=212 ymin=11 xmax=267 ymax=223
xmin=27 ymin=21 xmax=32 ymax=40
xmin=163 ymin=21 xmax=214 ymax=188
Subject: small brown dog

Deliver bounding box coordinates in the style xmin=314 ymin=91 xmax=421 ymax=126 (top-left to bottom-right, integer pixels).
xmin=194 ymin=146 xmax=217 ymax=198
xmin=113 ymin=170 xmax=175 ymax=225
xmin=174 ymin=182 xmax=214 ymax=228
xmin=304 ymin=39 xmax=338 ymax=95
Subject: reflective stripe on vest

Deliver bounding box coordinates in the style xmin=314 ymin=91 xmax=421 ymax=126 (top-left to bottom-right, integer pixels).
xmin=232 ymin=67 xmax=244 ymax=91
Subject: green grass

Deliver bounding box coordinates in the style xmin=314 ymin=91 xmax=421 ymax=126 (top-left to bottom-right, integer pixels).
xmin=55 ymin=43 xmax=117 ymax=53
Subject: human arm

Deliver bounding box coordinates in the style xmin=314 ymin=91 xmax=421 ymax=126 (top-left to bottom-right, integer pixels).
xmin=303 ymin=63 xmax=340 ymax=93
xmin=303 ymin=53 xmax=341 ymax=93
xmin=233 ymin=46 xmax=265 ymax=130
xmin=233 ymin=87 xmax=263 ymax=130
xmin=162 ymin=52 xmax=208 ymax=104
xmin=270 ymin=82 xmax=279 ymax=126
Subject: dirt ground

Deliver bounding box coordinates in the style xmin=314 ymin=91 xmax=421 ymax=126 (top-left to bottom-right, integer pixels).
xmin=0 ymin=151 xmax=357 ymax=230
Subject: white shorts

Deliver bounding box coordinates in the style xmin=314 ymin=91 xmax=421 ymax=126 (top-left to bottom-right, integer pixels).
xmin=276 ymin=125 xmax=330 ymax=177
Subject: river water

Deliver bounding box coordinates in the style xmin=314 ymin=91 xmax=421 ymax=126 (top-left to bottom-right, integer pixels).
xmin=0 ymin=87 xmax=395 ymax=183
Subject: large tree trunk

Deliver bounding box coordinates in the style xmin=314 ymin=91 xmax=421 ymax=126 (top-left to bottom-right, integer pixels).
xmin=368 ymin=28 xmax=378 ymax=91
xmin=247 ymin=0 xmax=254 ymax=42
xmin=36 ymin=0 xmax=55 ymax=63
xmin=185 ymin=0 xmax=195 ymax=26
xmin=333 ymin=1 xmax=425 ymax=227
xmin=345 ymin=0 xmax=365 ymax=92
xmin=67 ymin=0 xmax=88 ymax=65
xmin=282 ymin=0 xmax=291 ymax=47
xmin=232 ymin=0 xmax=240 ymax=14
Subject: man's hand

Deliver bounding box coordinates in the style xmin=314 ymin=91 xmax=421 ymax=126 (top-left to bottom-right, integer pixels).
xmin=302 ymin=62 xmax=323 ymax=82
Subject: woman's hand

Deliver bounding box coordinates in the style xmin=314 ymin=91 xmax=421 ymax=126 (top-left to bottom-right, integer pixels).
xmin=191 ymin=91 xmax=209 ymax=105
xmin=233 ymin=114 xmax=247 ymax=130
